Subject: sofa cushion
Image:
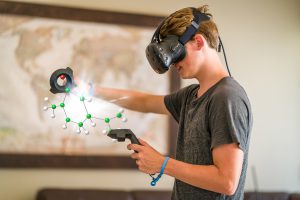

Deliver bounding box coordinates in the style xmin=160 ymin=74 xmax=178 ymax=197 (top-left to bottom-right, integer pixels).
xmin=36 ymin=189 xmax=133 ymax=200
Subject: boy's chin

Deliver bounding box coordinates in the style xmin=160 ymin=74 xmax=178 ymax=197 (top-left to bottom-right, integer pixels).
xmin=180 ymin=74 xmax=193 ymax=79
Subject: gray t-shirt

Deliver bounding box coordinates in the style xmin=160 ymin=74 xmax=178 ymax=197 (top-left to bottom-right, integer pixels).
xmin=164 ymin=77 xmax=253 ymax=200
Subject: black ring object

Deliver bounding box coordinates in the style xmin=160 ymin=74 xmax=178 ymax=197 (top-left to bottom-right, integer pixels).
xmin=49 ymin=67 xmax=74 ymax=94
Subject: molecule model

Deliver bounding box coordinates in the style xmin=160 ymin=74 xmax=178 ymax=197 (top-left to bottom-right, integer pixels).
xmin=43 ymin=81 xmax=127 ymax=135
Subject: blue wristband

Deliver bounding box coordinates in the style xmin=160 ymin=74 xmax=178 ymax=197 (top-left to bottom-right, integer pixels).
xmin=150 ymin=156 xmax=170 ymax=186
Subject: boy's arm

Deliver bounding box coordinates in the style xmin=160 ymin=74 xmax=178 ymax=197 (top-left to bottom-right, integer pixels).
xmin=164 ymin=143 xmax=244 ymax=195
xmin=129 ymin=142 xmax=243 ymax=196
xmin=94 ymin=87 xmax=170 ymax=115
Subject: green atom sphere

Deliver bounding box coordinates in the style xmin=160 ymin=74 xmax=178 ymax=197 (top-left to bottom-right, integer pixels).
xmin=116 ymin=112 xmax=122 ymax=118
xmin=65 ymin=87 xmax=70 ymax=93
xmin=104 ymin=118 xmax=110 ymax=123
xmin=65 ymin=117 xmax=70 ymax=123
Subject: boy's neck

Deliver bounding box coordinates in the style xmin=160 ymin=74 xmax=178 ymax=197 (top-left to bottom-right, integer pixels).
xmin=195 ymin=51 xmax=229 ymax=98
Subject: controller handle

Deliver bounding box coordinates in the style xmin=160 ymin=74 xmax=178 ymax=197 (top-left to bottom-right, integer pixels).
xmin=107 ymin=129 xmax=141 ymax=152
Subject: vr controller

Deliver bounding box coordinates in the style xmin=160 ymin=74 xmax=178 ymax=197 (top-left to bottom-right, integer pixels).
xmin=49 ymin=67 xmax=75 ymax=94
xmin=107 ymin=129 xmax=141 ymax=153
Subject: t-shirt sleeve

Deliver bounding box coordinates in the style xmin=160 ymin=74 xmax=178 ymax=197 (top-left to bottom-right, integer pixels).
xmin=208 ymin=89 xmax=250 ymax=152
xmin=164 ymin=85 xmax=197 ymax=123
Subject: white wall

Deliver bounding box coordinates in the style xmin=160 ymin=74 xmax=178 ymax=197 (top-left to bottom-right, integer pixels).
xmin=1 ymin=0 xmax=300 ymax=200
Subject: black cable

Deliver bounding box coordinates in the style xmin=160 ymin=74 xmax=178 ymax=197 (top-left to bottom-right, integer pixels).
xmin=218 ymin=36 xmax=232 ymax=77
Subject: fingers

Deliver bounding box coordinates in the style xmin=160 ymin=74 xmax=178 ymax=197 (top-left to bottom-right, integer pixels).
xmin=131 ymin=153 xmax=142 ymax=170
xmin=127 ymin=139 xmax=153 ymax=152
xmin=73 ymin=77 xmax=82 ymax=87
xmin=74 ymin=76 xmax=81 ymax=83
xmin=138 ymin=138 xmax=150 ymax=147
xmin=130 ymin=152 xmax=139 ymax=160
xmin=127 ymin=143 xmax=143 ymax=152
xmin=136 ymin=160 xmax=141 ymax=165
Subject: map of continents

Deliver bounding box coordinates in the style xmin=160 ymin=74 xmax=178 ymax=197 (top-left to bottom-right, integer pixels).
xmin=0 ymin=14 xmax=169 ymax=155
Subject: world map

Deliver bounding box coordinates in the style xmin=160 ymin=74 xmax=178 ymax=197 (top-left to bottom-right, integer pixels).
xmin=0 ymin=14 xmax=169 ymax=155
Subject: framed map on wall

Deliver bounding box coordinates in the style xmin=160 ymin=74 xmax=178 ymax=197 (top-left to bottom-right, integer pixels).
xmin=0 ymin=1 xmax=180 ymax=168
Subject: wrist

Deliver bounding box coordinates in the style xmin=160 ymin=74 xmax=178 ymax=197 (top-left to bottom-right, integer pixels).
xmin=156 ymin=155 xmax=165 ymax=173
xmin=150 ymin=156 xmax=170 ymax=186
xmin=162 ymin=157 xmax=172 ymax=176
xmin=160 ymin=157 xmax=170 ymax=175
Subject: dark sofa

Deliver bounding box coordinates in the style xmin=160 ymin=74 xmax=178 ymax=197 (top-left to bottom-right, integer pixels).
xmin=36 ymin=188 xmax=300 ymax=200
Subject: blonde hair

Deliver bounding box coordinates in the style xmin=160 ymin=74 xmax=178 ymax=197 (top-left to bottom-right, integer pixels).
xmin=160 ymin=5 xmax=219 ymax=50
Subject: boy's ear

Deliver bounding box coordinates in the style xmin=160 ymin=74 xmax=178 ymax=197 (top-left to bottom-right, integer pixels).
xmin=193 ymin=34 xmax=205 ymax=49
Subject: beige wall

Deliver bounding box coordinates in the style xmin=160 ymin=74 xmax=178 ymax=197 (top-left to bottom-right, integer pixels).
xmin=1 ymin=0 xmax=300 ymax=200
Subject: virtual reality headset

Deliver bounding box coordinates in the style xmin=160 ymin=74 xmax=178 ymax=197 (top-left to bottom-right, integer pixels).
xmin=145 ymin=8 xmax=210 ymax=74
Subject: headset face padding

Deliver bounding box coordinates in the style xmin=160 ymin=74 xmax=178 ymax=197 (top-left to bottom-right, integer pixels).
xmin=146 ymin=35 xmax=186 ymax=74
